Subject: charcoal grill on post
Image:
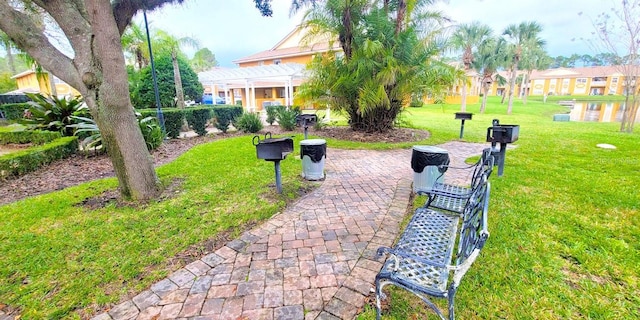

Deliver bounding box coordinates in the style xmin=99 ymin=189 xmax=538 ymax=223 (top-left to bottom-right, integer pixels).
xmin=253 ymin=132 xmax=294 ymax=193
xmin=486 ymin=119 xmax=519 ymax=176
xmin=455 ymin=112 xmax=473 ymax=139
xmin=296 ymin=114 xmax=318 ymax=139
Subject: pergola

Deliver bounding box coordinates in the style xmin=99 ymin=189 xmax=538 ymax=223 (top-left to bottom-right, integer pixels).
xmin=198 ymin=63 xmax=308 ymax=111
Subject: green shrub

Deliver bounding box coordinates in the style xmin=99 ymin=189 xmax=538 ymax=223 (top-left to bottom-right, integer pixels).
xmin=235 ymin=112 xmax=264 ymax=133
xmin=0 ymin=136 xmax=78 ymax=179
xmin=276 ymin=107 xmax=300 ymax=131
xmin=0 ymin=130 xmax=62 ymax=145
xmin=212 ymin=106 xmax=242 ymax=133
xmin=185 ymin=107 xmax=211 ymax=136
xmin=265 ymin=105 xmax=284 ymax=125
xmin=20 ymin=93 xmax=88 ymax=136
xmin=409 ymin=99 xmax=424 ymax=108
xmin=138 ymin=115 xmax=164 ymax=150
xmin=0 ymin=103 xmax=29 ymax=120
xmin=140 ymin=108 xmax=184 ymax=138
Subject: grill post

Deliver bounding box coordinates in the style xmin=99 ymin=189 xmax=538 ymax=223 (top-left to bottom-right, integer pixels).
xmin=486 ymin=119 xmax=519 ymax=177
xmin=274 ymin=160 xmax=282 ymax=194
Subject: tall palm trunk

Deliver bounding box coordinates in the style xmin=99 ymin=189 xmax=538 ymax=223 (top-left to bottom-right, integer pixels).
xmin=507 ymin=61 xmax=518 ymax=114
xmin=481 ymin=84 xmax=489 ymax=113
xmin=172 ymin=50 xmax=185 ymax=109
xmin=460 ymin=81 xmax=467 ymax=112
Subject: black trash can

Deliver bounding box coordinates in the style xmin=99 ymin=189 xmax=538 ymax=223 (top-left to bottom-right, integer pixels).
xmin=411 ymin=145 xmax=450 ymax=193
xmin=300 ymin=139 xmax=327 ymax=180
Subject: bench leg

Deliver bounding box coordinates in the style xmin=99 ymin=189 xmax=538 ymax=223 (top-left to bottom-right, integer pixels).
xmin=375 ymin=278 xmax=387 ymax=320
xmin=448 ymin=285 xmax=458 ymax=320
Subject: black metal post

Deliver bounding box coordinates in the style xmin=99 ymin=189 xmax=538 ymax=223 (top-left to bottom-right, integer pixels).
xmin=459 ymin=119 xmax=466 ymax=139
xmin=274 ymin=160 xmax=282 ymax=194
xmin=143 ymin=10 xmax=165 ymax=133
xmin=303 ymin=124 xmax=309 ymax=140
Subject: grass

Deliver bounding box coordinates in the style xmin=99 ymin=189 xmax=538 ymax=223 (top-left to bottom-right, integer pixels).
xmin=0 ymin=134 xmax=314 ymax=318
xmin=356 ymin=97 xmax=640 ymax=319
xmin=1 ymin=96 xmax=639 ymax=319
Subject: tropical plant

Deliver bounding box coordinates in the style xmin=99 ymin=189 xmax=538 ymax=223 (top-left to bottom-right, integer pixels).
xmin=502 ymin=21 xmax=545 ymax=114
xmin=518 ymin=47 xmax=552 ymax=104
xmin=69 ymin=112 xmax=164 ymax=152
xmin=473 ymin=37 xmax=508 ymax=113
xmin=265 ymin=105 xmax=284 ymax=125
xmin=0 ymin=0 xmax=275 ymax=201
xmin=190 ymin=48 xmax=218 ymax=72
xmin=296 ymin=0 xmax=457 ymax=132
xmin=20 ymin=93 xmax=88 ymax=136
xmin=153 ymin=30 xmax=200 ymax=109
xmin=121 ymin=22 xmax=149 ymax=70
xmin=234 ymin=112 xmax=264 ymax=133
xmin=133 ymin=53 xmax=203 ymax=109
xmin=450 ymin=22 xmax=492 ymax=111
xmin=276 ymin=107 xmax=299 ymax=131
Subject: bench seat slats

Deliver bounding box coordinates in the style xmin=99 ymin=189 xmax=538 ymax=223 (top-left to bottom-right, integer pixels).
xmin=428 ymin=184 xmax=470 ymax=213
xmin=378 ymin=208 xmax=459 ymax=295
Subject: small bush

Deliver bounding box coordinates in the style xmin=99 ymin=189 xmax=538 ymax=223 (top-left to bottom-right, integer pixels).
xmin=0 ymin=103 xmax=29 ymax=121
xmin=212 ymin=106 xmax=243 ymax=133
xmin=0 ymin=136 xmax=77 ymax=179
xmin=138 ymin=115 xmax=164 ymax=151
xmin=235 ymin=112 xmax=264 ymax=133
xmin=265 ymin=105 xmax=284 ymax=125
xmin=0 ymin=130 xmax=62 ymax=145
xmin=140 ymin=108 xmax=184 ymax=138
xmin=185 ymin=107 xmax=211 ymax=136
xmin=409 ymin=99 xmax=424 ymax=108
xmin=276 ymin=107 xmax=300 ymax=131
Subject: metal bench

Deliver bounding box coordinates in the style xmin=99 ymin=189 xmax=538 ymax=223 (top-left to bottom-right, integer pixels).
xmin=421 ymin=148 xmax=493 ymax=214
xmin=375 ymin=177 xmax=490 ymax=320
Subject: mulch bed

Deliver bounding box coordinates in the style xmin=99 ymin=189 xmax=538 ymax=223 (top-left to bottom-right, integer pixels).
xmin=0 ymin=127 xmax=428 ymax=205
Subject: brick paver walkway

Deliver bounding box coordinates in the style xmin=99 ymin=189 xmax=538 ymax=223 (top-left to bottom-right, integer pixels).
xmin=88 ymin=142 xmax=487 ymax=320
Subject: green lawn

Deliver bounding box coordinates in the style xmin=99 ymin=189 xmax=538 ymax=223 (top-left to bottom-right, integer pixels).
xmin=357 ymin=97 xmax=640 ymax=319
xmin=1 ymin=96 xmax=638 ymax=319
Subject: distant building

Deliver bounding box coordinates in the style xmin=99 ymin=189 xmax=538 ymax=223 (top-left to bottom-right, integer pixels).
xmin=10 ymin=69 xmax=80 ymax=98
xmin=490 ymin=65 xmax=635 ymax=97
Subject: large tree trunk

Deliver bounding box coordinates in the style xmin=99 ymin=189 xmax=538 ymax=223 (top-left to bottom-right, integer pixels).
xmin=86 ymin=0 xmax=159 ymax=200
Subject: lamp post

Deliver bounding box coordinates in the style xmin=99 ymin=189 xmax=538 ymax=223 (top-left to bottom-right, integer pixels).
xmin=143 ymin=9 xmax=165 ymax=133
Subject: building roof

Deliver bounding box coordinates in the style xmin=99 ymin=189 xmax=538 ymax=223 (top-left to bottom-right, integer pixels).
xmin=530 ymin=65 xmax=627 ymax=79
xmin=233 ymin=25 xmax=340 ymax=64
xmin=198 ymin=63 xmax=308 ymax=88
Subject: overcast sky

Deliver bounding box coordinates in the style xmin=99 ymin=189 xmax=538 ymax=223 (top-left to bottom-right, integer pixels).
xmin=140 ymin=0 xmax=617 ymax=67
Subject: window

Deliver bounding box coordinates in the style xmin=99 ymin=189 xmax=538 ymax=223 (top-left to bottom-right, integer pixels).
xmin=576 ymin=78 xmax=587 ymax=84
xmin=258 ymin=61 xmax=264 ymax=66
xmin=273 ymin=59 xmax=282 ymax=65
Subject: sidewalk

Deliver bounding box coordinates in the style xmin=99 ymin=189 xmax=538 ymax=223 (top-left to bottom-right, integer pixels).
xmin=91 ymin=142 xmax=487 ymax=320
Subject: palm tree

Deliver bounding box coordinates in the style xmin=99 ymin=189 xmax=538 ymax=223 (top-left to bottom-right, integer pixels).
xmin=451 ymin=21 xmax=492 ymax=111
xmin=152 ymin=30 xmax=199 ymax=109
xmin=503 ymin=21 xmax=544 ymax=114
xmin=518 ymin=47 xmax=551 ymax=104
xmin=473 ymin=37 xmax=508 ymax=113
xmin=121 ymin=23 xmax=149 ymax=70
xmin=296 ymin=0 xmax=456 ymax=132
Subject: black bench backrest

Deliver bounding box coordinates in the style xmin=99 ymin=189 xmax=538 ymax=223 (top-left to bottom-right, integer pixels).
xmin=469 ymin=149 xmax=494 ymax=190
xmin=456 ymin=177 xmax=490 ymax=267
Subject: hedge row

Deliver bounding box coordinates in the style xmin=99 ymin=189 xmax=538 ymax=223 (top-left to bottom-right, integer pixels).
xmin=0 ymin=136 xmax=78 ymax=179
xmin=139 ymin=105 xmax=243 ymax=137
xmin=0 ymin=103 xmax=29 ymax=121
xmin=0 ymin=130 xmax=62 ymax=145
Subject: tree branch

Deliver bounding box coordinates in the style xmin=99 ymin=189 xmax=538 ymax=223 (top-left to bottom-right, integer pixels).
xmin=113 ymin=0 xmax=185 ymax=35
xmin=0 ymin=1 xmax=82 ymax=90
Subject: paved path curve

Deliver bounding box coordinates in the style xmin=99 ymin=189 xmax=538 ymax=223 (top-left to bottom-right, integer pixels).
xmin=90 ymin=142 xmax=487 ymax=320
